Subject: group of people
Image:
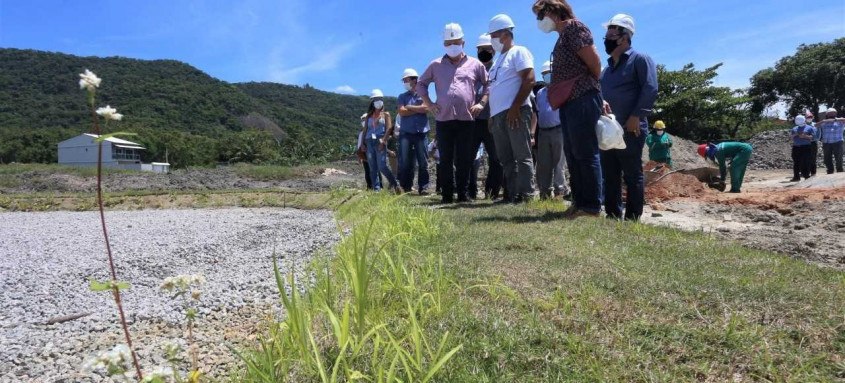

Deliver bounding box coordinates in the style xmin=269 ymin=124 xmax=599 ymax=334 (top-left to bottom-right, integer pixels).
xmin=352 ymin=0 xmax=761 ymax=221
xmin=791 ymin=109 xmax=845 ymax=181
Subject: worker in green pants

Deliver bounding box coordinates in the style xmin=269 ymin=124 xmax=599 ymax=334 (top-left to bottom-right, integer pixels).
xmin=697 ymin=142 xmax=753 ymax=193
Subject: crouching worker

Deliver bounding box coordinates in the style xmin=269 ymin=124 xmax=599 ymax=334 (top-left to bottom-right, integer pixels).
xmin=697 ymin=142 xmax=753 ymax=193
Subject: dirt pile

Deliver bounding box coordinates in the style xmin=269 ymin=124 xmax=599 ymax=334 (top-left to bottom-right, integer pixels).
xmin=643 ymin=161 xmax=713 ymax=203
xmin=748 ymin=129 xmax=824 ymax=170
xmin=640 ymin=134 xmax=709 ymax=169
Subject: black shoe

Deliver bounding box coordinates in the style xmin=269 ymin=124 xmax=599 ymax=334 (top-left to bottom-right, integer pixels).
xmin=441 ymin=196 xmax=454 ymax=204
xmin=789 ymin=178 xmax=800 ymax=182
xmin=562 ymin=192 xmax=572 ymax=201
xmin=457 ymin=194 xmax=472 ymax=203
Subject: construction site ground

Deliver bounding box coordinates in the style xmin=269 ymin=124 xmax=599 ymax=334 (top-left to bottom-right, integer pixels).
xmin=643 ymin=170 xmax=845 ymax=269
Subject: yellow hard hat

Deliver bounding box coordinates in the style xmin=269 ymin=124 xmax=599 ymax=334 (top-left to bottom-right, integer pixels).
xmin=654 ymin=120 xmax=666 ymax=130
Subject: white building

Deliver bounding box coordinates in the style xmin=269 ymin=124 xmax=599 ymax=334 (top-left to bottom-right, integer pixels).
xmin=57 ymin=133 xmax=170 ymax=173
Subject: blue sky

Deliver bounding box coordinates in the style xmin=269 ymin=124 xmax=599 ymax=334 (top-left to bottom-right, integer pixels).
xmin=1 ymin=0 xmax=843 ymax=99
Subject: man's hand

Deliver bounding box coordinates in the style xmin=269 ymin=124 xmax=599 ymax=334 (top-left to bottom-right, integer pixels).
xmin=602 ymin=101 xmax=613 ymax=115
xmin=625 ymin=115 xmax=641 ymax=137
xmin=507 ymin=106 xmax=522 ymax=129
xmin=379 ymin=140 xmax=386 ymax=151
xmin=425 ymin=102 xmax=440 ymax=115
xmin=470 ymin=103 xmax=484 ymax=117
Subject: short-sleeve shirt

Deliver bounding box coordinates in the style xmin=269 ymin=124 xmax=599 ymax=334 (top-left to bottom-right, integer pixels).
xmin=550 ymin=19 xmax=600 ymax=101
xmin=397 ymin=91 xmax=430 ymax=134
xmin=488 ymin=45 xmax=534 ymax=116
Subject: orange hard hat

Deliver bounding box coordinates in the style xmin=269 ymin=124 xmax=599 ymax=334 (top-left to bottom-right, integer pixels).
xmin=698 ymin=144 xmax=707 ymax=157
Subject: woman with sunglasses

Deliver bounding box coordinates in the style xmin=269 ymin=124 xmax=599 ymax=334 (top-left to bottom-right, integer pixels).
xmin=532 ymin=0 xmax=604 ymax=218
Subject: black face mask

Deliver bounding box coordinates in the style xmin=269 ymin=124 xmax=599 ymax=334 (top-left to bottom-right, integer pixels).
xmin=603 ymin=38 xmax=619 ymax=55
xmin=478 ymin=50 xmax=493 ymax=63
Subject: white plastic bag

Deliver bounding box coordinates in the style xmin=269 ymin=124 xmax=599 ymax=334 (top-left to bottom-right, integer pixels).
xmin=596 ymin=114 xmax=626 ymax=150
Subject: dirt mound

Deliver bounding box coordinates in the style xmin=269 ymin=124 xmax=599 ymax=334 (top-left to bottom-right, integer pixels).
xmin=643 ymin=161 xmax=714 ymax=203
xmin=748 ymin=129 xmax=824 ymax=170
xmin=640 ymin=134 xmax=709 ymax=169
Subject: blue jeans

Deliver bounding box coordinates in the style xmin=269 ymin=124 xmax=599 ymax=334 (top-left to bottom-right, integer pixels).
xmin=399 ymin=132 xmax=430 ymax=192
xmin=366 ymin=138 xmax=397 ymax=191
xmin=560 ymin=90 xmax=604 ymax=213
xmin=600 ymin=121 xmax=648 ymax=220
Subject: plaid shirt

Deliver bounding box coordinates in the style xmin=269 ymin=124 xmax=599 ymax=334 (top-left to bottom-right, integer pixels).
xmin=818 ymin=120 xmax=845 ymax=144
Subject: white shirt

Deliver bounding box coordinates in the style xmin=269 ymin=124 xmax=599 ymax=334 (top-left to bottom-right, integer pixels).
xmin=488 ymin=45 xmax=534 ymax=116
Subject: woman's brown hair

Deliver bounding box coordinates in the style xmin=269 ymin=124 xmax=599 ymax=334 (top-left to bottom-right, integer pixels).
xmin=532 ymin=0 xmax=575 ymax=20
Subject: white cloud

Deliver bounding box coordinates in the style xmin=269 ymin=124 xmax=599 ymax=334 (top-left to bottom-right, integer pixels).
xmin=267 ymin=41 xmax=356 ymax=84
xmin=333 ymin=85 xmax=356 ymax=94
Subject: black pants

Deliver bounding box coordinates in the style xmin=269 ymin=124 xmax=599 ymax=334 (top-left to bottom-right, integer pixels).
xmin=810 ymin=141 xmax=819 ymax=175
xmin=469 ymin=119 xmax=504 ymax=199
xmin=792 ymin=145 xmax=812 ymax=179
xmin=823 ymin=141 xmax=844 ymax=173
xmin=436 ymin=120 xmax=474 ymax=200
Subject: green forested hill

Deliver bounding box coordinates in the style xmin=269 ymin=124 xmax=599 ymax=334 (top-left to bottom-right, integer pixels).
xmin=0 ymin=48 xmax=391 ymax=166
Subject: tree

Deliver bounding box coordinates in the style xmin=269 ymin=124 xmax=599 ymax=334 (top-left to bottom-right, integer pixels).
xmin=653 ymin=63 xmax=752 ymax=141
xmin=749 ymin=38 xmax=845 ymax=117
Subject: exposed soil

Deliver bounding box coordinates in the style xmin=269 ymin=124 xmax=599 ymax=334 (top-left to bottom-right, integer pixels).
xmin=644 ymin=171 xmax=845 ymax=269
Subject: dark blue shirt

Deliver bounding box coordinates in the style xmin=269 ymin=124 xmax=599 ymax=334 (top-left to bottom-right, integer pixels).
xmin=600 ymin=48 xmax=658 ymax=124
xmin=397 ymin=91 xmax=430 ymax=134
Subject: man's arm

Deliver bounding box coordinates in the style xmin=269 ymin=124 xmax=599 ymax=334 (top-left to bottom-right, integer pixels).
xmin=415 ymin=64 xmax=439 ymax=114
xmin=470 ymin=62 xmax=490 ymax=117
xmin=507 ymin=67 xmax=535 ymax=128
xmin=632 ymin=54 xmax=659 ymax=118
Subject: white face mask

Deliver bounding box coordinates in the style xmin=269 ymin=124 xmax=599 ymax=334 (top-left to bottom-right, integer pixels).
xmin=491 ymin=37 xmax=504 ymax=53
xmin=403 ymin=82 xmax=413 ymax=91
xmin=538 ymin=16 xmax=556 ymax=34
xmin=542 ymin=73 xmax=551 ymax=83
xmin=361 ymin=120 xmax=366 ymax=128
xmin=656 ymin=130 xmax=664 ymax=136
xmin=373 ymin=100 xmax=384 ymax=110
xmin=445 ymin=44 xmax=463 ymax=58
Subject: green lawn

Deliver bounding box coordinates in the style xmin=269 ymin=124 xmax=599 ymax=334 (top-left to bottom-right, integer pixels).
xmin=236 ymin=193 xmax=845 ymax=382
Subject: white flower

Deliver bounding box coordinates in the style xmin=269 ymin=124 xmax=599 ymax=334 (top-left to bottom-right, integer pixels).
xmin=78 ymin=69 xmax=102 ymax=91
xmin=96 ymin=105 xmax=123 ymax=121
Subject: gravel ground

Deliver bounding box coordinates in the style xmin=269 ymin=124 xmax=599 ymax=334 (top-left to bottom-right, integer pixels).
xmin=0 ymin=208 xmax=338 ymax=382
xmin=0 ymin=160 xmax=363 ymax=194
xmin=748 ymin=129 xmax=824 ymax=170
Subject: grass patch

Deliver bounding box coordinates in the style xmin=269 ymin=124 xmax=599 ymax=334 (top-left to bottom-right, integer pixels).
xmin=0 ymin=189 xmax=344 ymax=212
xmin=0 ymin=162 xmax=132 ymax=176
xmin=234 ymin=194 xmax=845 ymax=382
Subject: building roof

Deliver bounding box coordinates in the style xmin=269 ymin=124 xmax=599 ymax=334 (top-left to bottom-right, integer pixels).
xmin=82 ymin=133 xmax=145 ymax=149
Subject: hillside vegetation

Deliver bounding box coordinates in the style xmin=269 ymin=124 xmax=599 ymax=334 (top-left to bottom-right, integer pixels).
xmin=0 ymin=48 xmax=398 ymax=167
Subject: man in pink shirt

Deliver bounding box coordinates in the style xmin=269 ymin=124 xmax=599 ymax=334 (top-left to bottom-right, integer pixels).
xmin=417 ymin=23 xmax=489 ymax=204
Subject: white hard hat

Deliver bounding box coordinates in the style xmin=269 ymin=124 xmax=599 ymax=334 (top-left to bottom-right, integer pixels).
xmin=827 ymin=108 xmax=838 ymax=114
xmin=402 ymin=68 xmax=419 ymax=79
xmin=795 ymin=115 xmax=806 ymax=125
xmin=541 ymin=61 xmax=552 ymax=74
xmin=443 ymin=23 xmax=464 ymax=41
xmin=488 ymin=14 xmax=515 ymax=34
xmin=370 ymin=89 xmax=384 ymax=99
xmin=603 ymin=13 xmax=636 ymax=35
xmin=476 ymin=33 xmax=492 ymax=47
xmin=360 ymin=113 xmax=368 ymax=120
